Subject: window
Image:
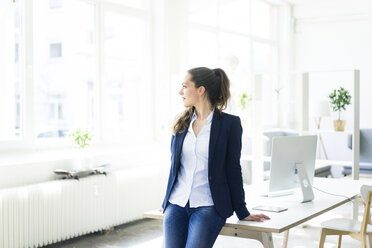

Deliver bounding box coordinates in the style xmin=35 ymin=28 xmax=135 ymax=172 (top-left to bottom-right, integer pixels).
xmin=105 ymin=0 xmax=149 ymax=10
xmin=0 ymin=1 xmax=22 ymax=140
xmin=15 ymin=43 xmax=19 ymax=62
xmin=188 ymin=0 xmax=218 ymax=27
xmin=34 ymin=0 xmax=95 ymax=139
xmin=49 ymin=0 xmax=62 ymax=9
xmin=219 ymin=0 xmax=250 ymax=34
xmin=251 ymin=0 xmax=277 ymax=39
xmin=0 ymin=0 xmax=153 ymax=147
xmin=49 ymin=43 xmax=62 ymax=58
xmin=188 ymin=28 xmax=219 ymax=68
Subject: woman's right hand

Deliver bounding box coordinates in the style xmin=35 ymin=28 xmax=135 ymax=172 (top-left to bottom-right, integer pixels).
xmin=242 ymin=214 xmax=270 ymax=222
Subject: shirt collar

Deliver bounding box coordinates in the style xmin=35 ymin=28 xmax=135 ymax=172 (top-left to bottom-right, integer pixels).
xmin=191 ymin=107 xmax=215 ymax=125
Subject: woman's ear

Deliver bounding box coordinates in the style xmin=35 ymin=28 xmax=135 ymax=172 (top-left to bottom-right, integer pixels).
xmin=198 ymin=86 xmax=206 ymax=96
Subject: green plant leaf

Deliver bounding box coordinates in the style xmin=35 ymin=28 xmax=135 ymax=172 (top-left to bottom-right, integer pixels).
xmin=328 ymin=86 xmax=352 ymax=120
xmin=69 ymin=128 xmax=91 ymax=149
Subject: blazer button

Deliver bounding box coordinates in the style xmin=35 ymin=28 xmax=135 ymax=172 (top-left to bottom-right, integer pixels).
xmin=209 ymin=176 xmax=212 ymax=181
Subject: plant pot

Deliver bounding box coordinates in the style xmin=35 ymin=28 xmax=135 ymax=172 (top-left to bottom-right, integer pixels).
xmin=333 ymin=120 xmax=346 ymax=131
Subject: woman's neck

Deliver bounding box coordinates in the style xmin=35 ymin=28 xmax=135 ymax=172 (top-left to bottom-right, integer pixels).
xmin=194 ymin=102 xmax=213 ymax=121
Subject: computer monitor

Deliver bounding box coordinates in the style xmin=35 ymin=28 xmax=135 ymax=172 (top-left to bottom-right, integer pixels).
xmin=268 ymin=135 xmax=317 ymax=202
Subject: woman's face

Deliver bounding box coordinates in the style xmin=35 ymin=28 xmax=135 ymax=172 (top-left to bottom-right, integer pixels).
xmin=179 ymin=73 xmax=201 ymax=107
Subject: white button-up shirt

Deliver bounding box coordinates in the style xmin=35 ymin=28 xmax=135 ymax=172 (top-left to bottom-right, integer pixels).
xmin=169 ymin=108 xmax=215 ymax=208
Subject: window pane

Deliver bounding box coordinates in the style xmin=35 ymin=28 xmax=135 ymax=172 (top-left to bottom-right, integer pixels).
xmin=188 ymin=28 xmax=219 ymax=68
xmin=105 ymin=0 xmax=150 ymax=10
xmin=49 ymin=43 xmax=62 ymax=58
xmin=253 ymin=42 xmax=277 ymax=74
xmin=219 ymin=33 xmax=250 ymax=88
xmin=33 ymin=0 xmax=95 ymax=139
xmin=219 ymin=0 xmax=250 ymax=34
xmin=188 ymin=0 xmax=218 ymax=27
xmin=0 ymin=2 xmax=22 ymax=140
xmin=251 ymin=0 xmax=277 ymax=39
xmin=219 ymin=33 xmax=251 ymax=114
xmin=253 ymin=43 xmax=279 ymax=127
xmin=49 ymin=0 xmax=63 ymax=9
xmin=104 ymin=12 xmax=148 ymax=135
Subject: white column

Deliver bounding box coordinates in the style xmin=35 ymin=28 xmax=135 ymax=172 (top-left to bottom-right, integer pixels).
xmin=94 ymin=1 xmax=104 ymax=142
xmin=152 ymin=0 xmax=169 ymax=142
xmin=300 ymin=72 xmax=309 ymax=135
xmin=23 ymin=0 xmax=35 ymax=144
xmin=166 ymin=0 xmax=189 ymax=123
xmin=352 ymin=70 xmax=360 ymax=181
xmin=251 ymin=74 xmax=264 ymax=184
xmin=352 ymin=70 xmax=360 ymax=220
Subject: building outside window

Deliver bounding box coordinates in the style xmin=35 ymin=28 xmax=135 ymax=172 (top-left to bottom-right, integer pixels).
xmin=49 ymin=0 xmax=63 ymax=9
xmin=49 ymin=43 xmax=62 ymax=58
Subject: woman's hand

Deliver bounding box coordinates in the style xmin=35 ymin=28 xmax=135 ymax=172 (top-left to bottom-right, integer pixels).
xmin=242 ymin=214 xmax=270 ymax=222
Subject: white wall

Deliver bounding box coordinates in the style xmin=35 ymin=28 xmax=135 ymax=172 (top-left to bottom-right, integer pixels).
xmin=293 ymin=0 xmax=372 ymax=129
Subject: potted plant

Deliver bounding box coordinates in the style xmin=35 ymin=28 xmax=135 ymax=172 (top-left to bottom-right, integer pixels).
xmin=237 ymin=93 xmax=252 ymax=129
xmin=70 ymin=128 xmax=91 ymax=149
xmin=69 ymin=128 xmax=92 ymax=168
xmin=328 ymin=87 xmax=351 ymax=131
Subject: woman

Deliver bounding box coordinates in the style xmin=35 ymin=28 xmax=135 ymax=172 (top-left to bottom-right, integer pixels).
xmin=162 ymin=67 xmax=270 ymax=248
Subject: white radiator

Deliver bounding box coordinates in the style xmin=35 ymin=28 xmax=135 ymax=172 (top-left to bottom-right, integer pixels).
xmin=0 ymin=167 xmax=166 ymax=248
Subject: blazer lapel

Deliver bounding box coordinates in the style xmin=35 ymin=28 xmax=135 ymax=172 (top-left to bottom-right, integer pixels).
xmin=173 ymin=126 xmax=188 ymax=174
xmin=208 ymin=110 xmax=221 ymax=168
xmin=176 ymin=130 xmax=187 ymax=158
xmin=173 ymin=111 xmax=221 ymax=175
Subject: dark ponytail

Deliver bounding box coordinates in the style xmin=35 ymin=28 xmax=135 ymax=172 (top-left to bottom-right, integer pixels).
xmin=172 ymin=67 xmax=231 ymax=134
xmin=212 ymin=68 xmax=231 ymax=112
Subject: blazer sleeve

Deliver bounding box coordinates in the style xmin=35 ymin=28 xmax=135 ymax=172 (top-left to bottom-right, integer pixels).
xmin=171 ymin=134 xmax=175 ymax=153
xmin=226 ymin=116 xmax=250 ymax=220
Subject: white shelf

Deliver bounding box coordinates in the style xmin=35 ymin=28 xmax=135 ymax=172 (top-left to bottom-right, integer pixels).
xmin=301 ymin=70 xmax=360 ymax=179
xmin=316 ymin=159 xmax=372 ymax=167
xmin=305 ymin=129 xmax=353 ymax=135
xmin=241 ymin=155 xmax=371 ymax=168
xmin=241 ymin=154 xmax=271 ymax=162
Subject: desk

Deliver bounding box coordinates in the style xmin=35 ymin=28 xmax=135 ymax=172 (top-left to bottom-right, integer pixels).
xmin=144 ymin=178 xmax=371 ymax=248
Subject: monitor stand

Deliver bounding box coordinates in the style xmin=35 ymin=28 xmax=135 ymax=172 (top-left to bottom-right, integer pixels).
xmin=295 ymin=163 xmax=314 ymax=203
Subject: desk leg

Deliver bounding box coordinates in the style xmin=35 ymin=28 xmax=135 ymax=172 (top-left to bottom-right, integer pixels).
xmin=282 ymin=230 xmax=289 ymax=248
xmin=261 ymin=232 xmax=274 ymax=248
xmin=353 ymin=198 xmax=359 ymax=220
xmin=220 ymin=227 xmax=274 ymax=248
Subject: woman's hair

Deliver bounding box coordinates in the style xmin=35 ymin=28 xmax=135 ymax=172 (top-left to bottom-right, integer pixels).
xmin=172 ymin=67 xmax=231 ymax=134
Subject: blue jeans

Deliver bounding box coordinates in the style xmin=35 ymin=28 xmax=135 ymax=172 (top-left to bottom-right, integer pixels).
xmin=163 ymin=201 xmax=226 ymax=248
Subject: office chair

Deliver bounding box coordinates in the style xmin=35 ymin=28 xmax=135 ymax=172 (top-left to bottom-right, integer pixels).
xmin=343 ymin=129 xmax=372 ymax=176
xmin=318 ymin=185 xmax=372 ymax=248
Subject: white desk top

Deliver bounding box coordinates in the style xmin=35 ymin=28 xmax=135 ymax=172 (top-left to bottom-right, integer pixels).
xmin=144 ymin=178 xmax=371 ymax=233
xmin=225 ymin=178 xmax=370 ymax=233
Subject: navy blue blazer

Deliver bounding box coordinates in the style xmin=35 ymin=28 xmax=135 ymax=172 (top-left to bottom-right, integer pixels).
xmin=162 ymin=110 xmax=250 ymax=220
